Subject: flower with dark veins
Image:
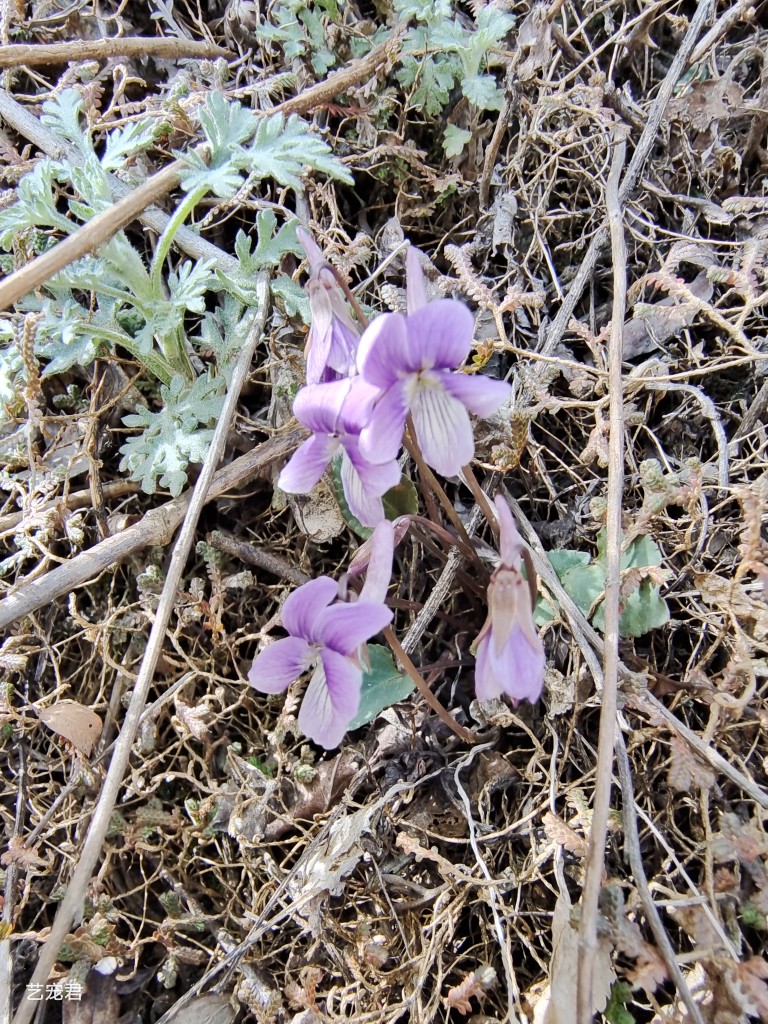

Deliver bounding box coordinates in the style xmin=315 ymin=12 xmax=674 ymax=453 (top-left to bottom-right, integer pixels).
xmin=473 ymin=494 xmax=545 ymax=705
xmin=356 ymin=248 xmax=511 ymax=477
xmin=248 ymin=523 xmax=394 ymax=748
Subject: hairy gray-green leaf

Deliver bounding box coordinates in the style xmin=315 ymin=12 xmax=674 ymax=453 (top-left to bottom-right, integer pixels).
xmin=347 ymin=645 xmax=414 ymax=731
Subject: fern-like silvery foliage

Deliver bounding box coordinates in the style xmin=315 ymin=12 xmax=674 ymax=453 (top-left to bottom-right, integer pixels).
xmin=118 ymin=374 xmax=225 ymax=496
xmin=179 ymin=92 xmax=353 ymax=198
xmin=0 ymin=88 xmax=353 ymax=492
xmin=254 ymin=0 xmax=338 ymax=75
xmin=393 ymin=0 xmax=514 ymax=123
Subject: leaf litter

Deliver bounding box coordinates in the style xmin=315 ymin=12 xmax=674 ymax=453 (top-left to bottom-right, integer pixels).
xmin=1 ymin=1 xmax=768 ymax=1023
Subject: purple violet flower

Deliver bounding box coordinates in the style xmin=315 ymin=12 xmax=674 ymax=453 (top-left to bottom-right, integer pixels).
xmin=248 ymin=523 xmax=394 ymax=748
xmin=356 ymin=249 xmax=512 ymax=477
xmin=297 ymin=227 xmax=360 ymax=384
xmin=473 ymin=494 xmax=545 ymax=705
xmin=278 ymin=377 xmax=401 ymax=527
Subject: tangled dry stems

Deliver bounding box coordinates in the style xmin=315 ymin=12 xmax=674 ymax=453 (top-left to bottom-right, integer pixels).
xmin=1 ymin=1 xmax=768 ymax=1022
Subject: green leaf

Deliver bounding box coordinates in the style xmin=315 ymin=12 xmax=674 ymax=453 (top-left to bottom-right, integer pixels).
xmin=538 ymin=533 xmax=669 ymax=638
xmin=604 ymin=981 xmax=636 ymax=1024
xmin=462 ymin=73 xmax=504 ymax=110
xmin=443 ymin=125 xmax=472 ymax=157
xmin=592 ymin=578 xmax=671 ymax=637
xmin=347 ymin=645 xmax=414 ymax=731
xmin=382 ymin=476 xmax=419 ymax=520
xmin=119 ymin=373 xmax=225 ymax=495
xmin=41 ymin=90 xmax=91 ymax=154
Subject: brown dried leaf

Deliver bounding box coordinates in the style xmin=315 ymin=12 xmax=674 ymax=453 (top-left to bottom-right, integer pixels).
xmin=444 ymin=966 xmax=497 ymax=1015
xmin=542 ymin=811 xmax=588 ymax=858
xmin=1 ymin=835 xmax=48 ymax=869
xmin=727 ymin=957 xmax=768 ymax=1022
xmin=38 ymin=700 xmax=102 ymax=757
xmin=667 ymin=732 xmax=716 ymax=792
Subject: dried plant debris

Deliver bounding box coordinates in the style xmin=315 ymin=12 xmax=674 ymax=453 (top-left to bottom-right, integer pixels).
xmin=2 ymin=1 xmax=768 ymax=1023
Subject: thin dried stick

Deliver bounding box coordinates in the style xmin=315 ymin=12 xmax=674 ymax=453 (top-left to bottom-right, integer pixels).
xmin=0 ymin=480 xmax=139 ymax=537
xmin=0 ymin=36 xmax=232 ymax=67
xmin=0 ymin=158 xmax=185 ymax=312
xmin=577 ymin=129 xmax=627 ymax=1024
xmin=0 ymin=425 xmax=304 ymax=631
xmin=0 ymin=88 xmax=240 ymax=273
xmin=274 ymin=24 xmax=406 ymax=116
xmin=615 ymin=734 xmax=706 ymax=1024
xmin=208 ymin=530 xmax=311 ymax=588
xmin=11 ymin=275 xmax=272 ymax=1024
xmin=383 ymin=626 xmax=476 ymax=744
xmin=689 ymin=0 xmax=754 ymax=64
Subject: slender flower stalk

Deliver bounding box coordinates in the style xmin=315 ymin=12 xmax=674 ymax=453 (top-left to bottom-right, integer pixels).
xmin=472 ymin=494 xmax=545 ymax=705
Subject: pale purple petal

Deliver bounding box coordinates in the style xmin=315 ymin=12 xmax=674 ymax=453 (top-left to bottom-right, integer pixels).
xmin=298 ymin=653 xmax=361 ymax=749
xmin=477 ymin=625 xmax=545 ymax=705
xmin=282 ymin=576 xmax=339 ymax=640
xmin=326 ymin=317 xmax=360 ymax=378
xmin=359 ymin=520 xmax=394 ymax=604
xmin=343 ymin=439 xmax=401 ymax=497
xmin=474 ymin=634 xmax=504 ymax=702
xmin=410 ymin=384 xmax=474 ymax=477
xmin=358 ymin=380 xmax=408 ymax=463
xmin=357 ymin=313 xmax=411 ymax=385
xmin=293 ymin=379 xmax=350 ymax=434
xmin=340 ymin=449 xmax=386 ymax=527
xmin=297 ymin=226 xmax=326 ymax=270
xmin=277 ymin=433 xmax=338 ymax=493
xmin=315 ymin=600 xmax=393 ymax=655
xmin=494 ymin=494 xmax=522 ymax=568
xmin=406 ymin=246 xmax=428 ymax=314
xmin=405 ymin=300 xmax=474 ymax=371
xmin=439 ymin=370 xmax=512 ymax=418
xmin=248 ymin=636 xmax=315 ymax=693
xmin=304 ymin=285 xmax=334 ymax=385
xmin=338 ymin=377 xmax=382 ymax=435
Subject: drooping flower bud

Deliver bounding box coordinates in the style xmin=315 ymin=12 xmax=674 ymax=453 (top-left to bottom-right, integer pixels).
xmin=297 ymin=227 xmax=360 ymax=384
xmin=472 ymin=495 xmax=545 ymax=705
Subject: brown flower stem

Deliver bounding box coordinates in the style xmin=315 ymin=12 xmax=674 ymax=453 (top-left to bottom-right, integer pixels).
xmin=411 ymin=515 xmax=485 ymax=578
xmin=403 ymin=421 xmax=475 ymax=553
xmin=383 ymin=626 xmax=476 ymax=744
xmin=327 ymin=264 xmax=370 ymax=328
xmin=460 ymin=462 xmax=498 ymax=536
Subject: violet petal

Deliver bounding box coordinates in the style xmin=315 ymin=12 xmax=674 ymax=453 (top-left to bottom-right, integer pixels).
xmin=494 ymin=493 xmax=522 ymax=568
xmin=248 ymin=635 xmax=314 ymax=693
xmin=474 ymin=634 xmax=504 ymax=702
xmin=357 ymin=313 xmax=410 ymax=386
xmin=298 ymin=652 xmax=362 ymax=749
xmin=281 ymin=575 xmax=339 ymax=641
xmin=406 ymin=246 xmax=429 ymax=314
xmin=277 ymin=433 xmax=339 ymax=493
xmin=293 ymin=379 xmax=351 ymax=434
xmin=410 ymin=384 xmax=474 ymax=476
xmin=340 ymin=449 xmax=386 ymax=527
xmin=359 ymin=520 xmax=395 ymax=604
xmin=315 ymin=600 xmax=393 ymax=655
xmin=405 ymin=300 xmax=474 ymax=371
xmin=358 ymin=380 xmax=408 ymax=463
xmin=439 ymin=370 xmax=512 ymax=418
